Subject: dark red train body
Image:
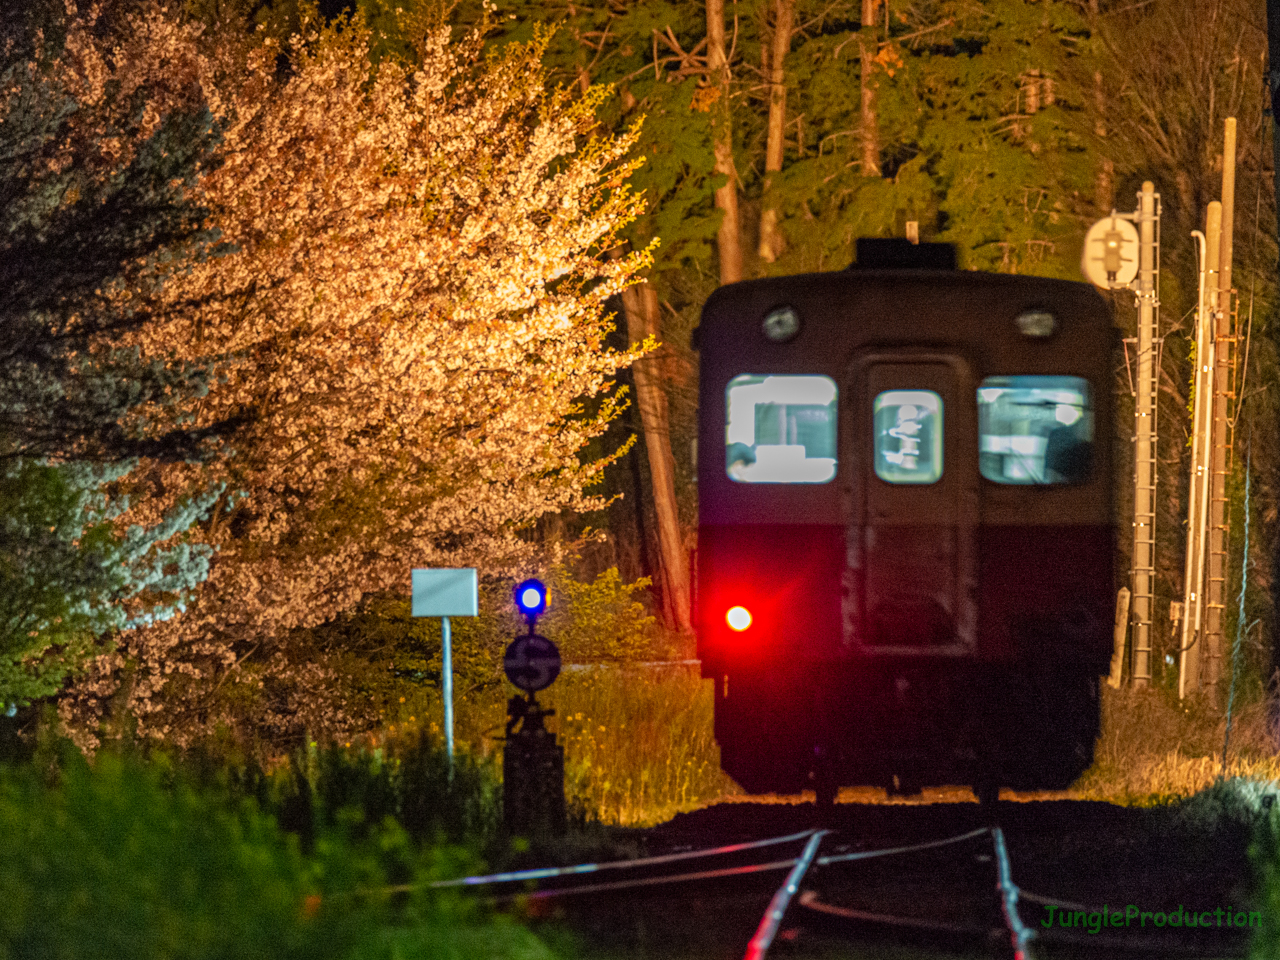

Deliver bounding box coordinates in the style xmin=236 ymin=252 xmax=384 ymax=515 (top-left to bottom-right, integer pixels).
xmin=695 ymin=242 xmax=1115 ymax=799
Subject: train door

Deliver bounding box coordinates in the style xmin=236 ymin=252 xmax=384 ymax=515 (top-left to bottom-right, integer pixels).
xmin=843 ymin=355 xmax=978 ymax=653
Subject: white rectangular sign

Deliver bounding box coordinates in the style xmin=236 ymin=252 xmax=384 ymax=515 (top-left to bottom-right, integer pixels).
xmin=411 ymin=568 xmax=478 ymax=618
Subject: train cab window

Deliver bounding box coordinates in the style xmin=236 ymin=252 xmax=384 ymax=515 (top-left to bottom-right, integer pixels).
xmin=977 ymin=376 xmax=1093 ymax=484
xmin=873 ymin=390 xmax=944 ymax=484
xmin=725 ymin=374 xmax=837 ymax=483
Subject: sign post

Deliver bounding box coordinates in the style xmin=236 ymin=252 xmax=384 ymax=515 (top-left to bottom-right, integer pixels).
xmin=411 ymin=568 xmax=478 ymax=760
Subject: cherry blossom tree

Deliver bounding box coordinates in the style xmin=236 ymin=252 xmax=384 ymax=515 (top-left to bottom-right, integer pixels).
xmin=64 ymin=8 xmax=655 ymax=747
xmin=0 ymin=1 xmax=230 ymax=714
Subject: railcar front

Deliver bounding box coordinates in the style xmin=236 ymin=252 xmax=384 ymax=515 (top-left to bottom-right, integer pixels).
xmin=695 ymin=255 xmax=1115 ymax=799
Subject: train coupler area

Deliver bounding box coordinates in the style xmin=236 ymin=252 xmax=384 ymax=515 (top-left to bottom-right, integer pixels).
xmin=713 ymin=663 xmax=1100 ymax=797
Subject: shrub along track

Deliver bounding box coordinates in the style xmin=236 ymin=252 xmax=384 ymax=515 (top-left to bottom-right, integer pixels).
xmin=465 ymin=796 xmax=1260 ymax=959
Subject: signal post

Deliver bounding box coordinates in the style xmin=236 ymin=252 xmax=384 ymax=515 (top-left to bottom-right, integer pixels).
xmin=503 ymin=579 xmax=566 ymax=836
xmin=1082 ymin=182 xmax=1160 ymax=688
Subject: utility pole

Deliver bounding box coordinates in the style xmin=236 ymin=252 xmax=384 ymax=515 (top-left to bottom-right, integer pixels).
xmin=1203 ymin=117 xmax=1238 ymax=694
xmin=1082 ymin=186 xmax=1160 ymax=687
xmin=1131 ymin=181 xmax=1158 ymax=687
xmin=1180 ymin=202 xmax=1222 ymax=699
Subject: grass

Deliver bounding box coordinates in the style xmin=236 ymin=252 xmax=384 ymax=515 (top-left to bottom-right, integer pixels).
xmin=1077 ymin=683 xmax=1280 ymax=804
xmin=407 ymin=663 xmax=741 ymax=829
xmin=385 ymin=659 xmax=1280 ymax=826
xmin=552 ymin=665 xmax=739 ymax=826
xmin=11 ymin=663 xmax=1280 ymax=960
xmin=0 ymin=744 xmax=550 ymax=960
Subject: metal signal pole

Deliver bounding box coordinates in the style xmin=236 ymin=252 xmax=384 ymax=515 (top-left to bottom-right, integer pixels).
xmin=1082 ymin=187 xmax=1160 ymax=688
xmin=1204 ymin=118 xmax=1238 ymax=694
xmin=1180 ymin=203 xmax=1222 ymax=698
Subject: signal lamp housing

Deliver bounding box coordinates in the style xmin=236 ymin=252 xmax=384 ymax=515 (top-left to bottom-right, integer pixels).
xmin=514 ymin=579 xmax=548 ymax=618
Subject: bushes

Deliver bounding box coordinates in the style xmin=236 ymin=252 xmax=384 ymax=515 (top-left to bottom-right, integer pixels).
xmin=277 ymin=563 xmax=670 ymax=752
xmin=540 ymin=566 xmax=659 ymax=664
xmin=0 ymin=741 xmax=543 ymax=960
xmin=273 ymin=733 xmax=504 ymax=854
xmin=0 ymin=751 xmax=361 ymax=960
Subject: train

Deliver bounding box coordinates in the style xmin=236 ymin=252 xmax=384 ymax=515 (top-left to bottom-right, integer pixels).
xmin=694 ymin=239 xmax=1115 ymax=803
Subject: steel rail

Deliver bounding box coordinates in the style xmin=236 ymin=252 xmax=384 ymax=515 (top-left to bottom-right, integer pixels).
xmin=816 ymin=826 xmax=988 ymax=866
xmin=991 ymin=825 xmax=1036 ymax=960
xmin=742 ymin=830 xmax=830 ymax=960
xmin=476 ymin=824 xmax=991 ymax=904
xmin=798 ymin=889 xmax=998 ymax=937
xmin=799 ymin=891 xmax=1248 ymax=957
xmin=429 ymin=828 xmax=819 ymax=888
xmin=494 ymin=857 xmax=801 ymax=901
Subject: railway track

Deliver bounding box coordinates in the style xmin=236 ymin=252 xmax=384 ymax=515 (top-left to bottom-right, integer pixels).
xmin=431 ymin=798 xmax=1256 ymax=960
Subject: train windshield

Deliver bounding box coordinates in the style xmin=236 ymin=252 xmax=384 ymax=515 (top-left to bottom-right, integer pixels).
xmin=725 ymin=374 xmax=837 ymax=483
xmin=873 ymin=390 xmax=943 ymax=484
xmin=977 ymin=376 xmax=1093 ymax=484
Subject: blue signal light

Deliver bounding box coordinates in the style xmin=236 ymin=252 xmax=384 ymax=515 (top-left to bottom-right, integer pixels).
xmin=514 ymin=578 xmax=548 ymax=618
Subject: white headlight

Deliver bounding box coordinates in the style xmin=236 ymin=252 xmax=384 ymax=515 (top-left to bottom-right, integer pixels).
xmin=1016 ymin=309 xmax=1057 ymax=338
xmin=762 ymin=306 xmax=801 ymax=342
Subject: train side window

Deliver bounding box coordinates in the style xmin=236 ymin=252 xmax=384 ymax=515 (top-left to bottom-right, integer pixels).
xmin=725 ymin=374 xmax=837 ymax=483
xmin=977 ymin=376 xmax=1093 ymax=484
xmin=873 ymin=390 xmax=943 ymax=484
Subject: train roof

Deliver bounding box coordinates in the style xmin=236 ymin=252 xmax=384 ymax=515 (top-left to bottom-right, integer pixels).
xmin=695 ymin=262 xmax=1113 ymax=360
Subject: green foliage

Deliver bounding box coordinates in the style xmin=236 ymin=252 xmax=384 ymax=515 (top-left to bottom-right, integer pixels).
xmin=266 ymin=565 xmax=662 ymax=746
xmin=541 ymin=566 xmax=658 ymax=664
xmin=0 ymin=744 xmax=548 ymax=960
xmin=1173 ymin=776 xmax=1280 ymax=837
xmin=0 ymin=459 xmax=220 ymax=710
xmin=1252 ymin=799 xmax=1280 ymax=958
xmin=275 ymin=735 xmax=505 ymax=853
xmin=0 ymin=750 xmax=364 ymax=960
xmin=765 ymin=0 xmax=1095 ymax=277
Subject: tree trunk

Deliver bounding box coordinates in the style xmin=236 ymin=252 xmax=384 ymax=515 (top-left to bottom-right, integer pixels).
xmin=620 ymin=282 xmax=692 ymax=634
xmin=757 ymin=0 xmax=796 ymax=263
xmin=706 ymin=0 xmax=743 ymax=283
xmin=859 ymin=0 xmax=880 ymax=177
xmin=1093 ymin=70 xmax=1114 ymax=212
xmin=1266 ymin=0 xmax=1280 ymax=693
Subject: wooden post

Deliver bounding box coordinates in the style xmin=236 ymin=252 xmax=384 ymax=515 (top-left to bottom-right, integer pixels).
xmin=1109 ymin=588 xmax=1130 ymax=689
xmin=1130 ymin=182 xmax=1158 ymax=687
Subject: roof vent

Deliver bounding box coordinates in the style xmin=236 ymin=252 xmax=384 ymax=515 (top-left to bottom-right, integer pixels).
xmin=852 ymin=238 xmax=957 ymax=271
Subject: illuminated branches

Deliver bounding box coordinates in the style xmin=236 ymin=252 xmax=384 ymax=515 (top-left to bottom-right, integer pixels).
xmin=65 ymin=11 xmax=654 ymax=746
xmin=0 ymin=2 xmax=227 ymax=710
